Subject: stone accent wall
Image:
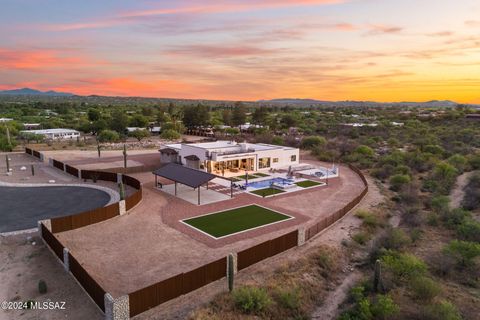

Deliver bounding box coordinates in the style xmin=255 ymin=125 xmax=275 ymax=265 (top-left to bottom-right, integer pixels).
xmin=119 ymin=200 xmax=126 ymax=215
xmin=104 ymin=293 xmax=130 ymax=320
xmin=297 ymin=227 xmax=306 ymax=246
xmin=63 ymin=248 xmax=70 ymax=271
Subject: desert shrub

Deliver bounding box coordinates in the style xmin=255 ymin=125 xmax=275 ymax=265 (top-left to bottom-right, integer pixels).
xmin=370 ymin=295 xmax=399 ymax=319
xmin=160 ymin=129 xmax=181 ymax=140
xmin=447 ymin=154 xmax=467 ymax=173
xmin=38 ymin=280 xmax=47 ymax=294
xmin=409 ymin=276 xmax=441 ymax=302
xmin=443 ymin=240 xmax=480 ymax=267
xmin=97 ymin=129 xmax=120 ymax=142
xmin=462 ymin=172 xmax=480 ymax=210
xmin=233 ymin=286 xmax=272 ymax=314
xmin=301 ymin=136 xmax=326 ymax=149
xmin=275 ymin=287 xmax=301 ymax=310
xmin=380 ymin=250 xmax=427 ymax=280
xmin=355 ymin=145 xmax=375 ymax=157
xmin=425 ymin=162 xmax=458 ymax=195
xmin=430 ymin=195 xmax=450 ymax=216
xmin=468 ymin=154 xmax=480 ymax=170
xmin=393 ymin=165 xmax=411 ymax=176
xmin=353 ymin=232 xmax=370 ymax=245
xmin=340 ymin=289 xmax=399 ymax=320
xmin=423 ymin=144 xmax=445 ymax=156
xmin=389 ymin=174 xmax=411 ymax=191
xmin=314 ymin=249 xmax=334 ymax=271
xmin=355 ymin=210 xmax=381 ymax=229
xmin=371 ymin=164 xmax=395 ymax=181
xmin=423 ymin=300 xmax=462 ymax=320
xmin=442 ymin=208 xmax=471 ymax=228
xmin=410 ymin=229 xmax=423 ymax=244
xmin=456 ymin=218 xmax=480 ymax=243
xmin=382 ymin=229 xmax=411 ymax=251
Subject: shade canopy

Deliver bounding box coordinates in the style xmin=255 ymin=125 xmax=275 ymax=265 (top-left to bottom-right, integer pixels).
xmin=153 ymin=163 xmax=215 ymax=188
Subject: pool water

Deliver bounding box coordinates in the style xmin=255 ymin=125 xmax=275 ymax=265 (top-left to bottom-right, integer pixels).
xmin=246 ymin=177 xmax=293 ymax=189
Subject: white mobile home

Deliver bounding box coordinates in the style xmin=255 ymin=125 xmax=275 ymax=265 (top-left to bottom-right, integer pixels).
xmin=20 ymin=128 xmax=80 ymax=140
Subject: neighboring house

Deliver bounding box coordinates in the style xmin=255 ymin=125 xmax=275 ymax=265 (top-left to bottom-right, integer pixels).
xmin=126 ymin=127 xmax=147 ymax=133
xmin=162 ymin=140 xmax=299 ymax=174
xmin=466 ymin=114 xmax=480 ymax=120
xmin=23 ymin=123 xmax=41 ymax=130
xmin=20 ymin=128 xmax=80 ymax=140
xmin=159 ymin=147 xmax=180 ymax=164
xmin=0 ymin=118 xmax=13 ymax=123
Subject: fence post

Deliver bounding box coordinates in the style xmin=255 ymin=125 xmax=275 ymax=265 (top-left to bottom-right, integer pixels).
xmin=63 ymin=248 xmax=70 ymax=271
xmin=119 ymin=200 xmax=126 ymax=215
xmin=48 ymin=158 xmax=53 ymax=167
xmin=104 ymin=293 xmax=129 ymax=320
xmin=297 ymin=227 xmax=306 ymax=246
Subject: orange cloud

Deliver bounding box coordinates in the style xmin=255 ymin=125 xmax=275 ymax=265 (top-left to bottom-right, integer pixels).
xmin=166 ymin=45 xmax=276 ymax=58
xmin=52 ymin=77 xmax=190 ymax=97
xmin=0 ymin=48 xmax=103 ymax=71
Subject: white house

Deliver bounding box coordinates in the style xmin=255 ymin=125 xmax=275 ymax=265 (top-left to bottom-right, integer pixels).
xmin=161 ymin=140 xmax=299 ymax=175
xmin=20 ymin=128 xmax=80 ymax=140
xmin=0 ymin=118 xmax=13 ymax=123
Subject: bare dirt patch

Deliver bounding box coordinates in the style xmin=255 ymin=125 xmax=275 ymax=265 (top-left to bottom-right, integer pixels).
xmin=0 ymin=233 xmax=102 ymax=320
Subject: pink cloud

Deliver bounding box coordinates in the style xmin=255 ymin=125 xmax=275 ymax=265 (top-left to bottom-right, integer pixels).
xmin=365 ymin=24 xmax=403 ymax=36
xmin=165 ymin=44 xmax=276 ymax=58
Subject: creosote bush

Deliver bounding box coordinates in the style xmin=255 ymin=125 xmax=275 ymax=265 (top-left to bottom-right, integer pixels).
xmin=409 ymin=276 xmax=441 ymax=302
xmin=232 ymin=286 xmax=272 ymax=314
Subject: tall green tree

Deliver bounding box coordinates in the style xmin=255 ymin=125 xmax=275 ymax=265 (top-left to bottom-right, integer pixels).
xmin=232 ymin=102 xmax=247 ymax=126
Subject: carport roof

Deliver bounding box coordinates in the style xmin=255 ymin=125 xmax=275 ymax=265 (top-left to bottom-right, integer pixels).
xmin=152 ymin=163 xmax=215 ymax=188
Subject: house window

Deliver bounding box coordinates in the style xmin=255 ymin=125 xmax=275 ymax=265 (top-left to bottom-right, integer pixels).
xmin=273 ymin=158 xmax=279 ymax=163
xmin=258 ymin=157 xmax=271 ymax=169
xmin=291 ymin=155 xmax=297 ymax=162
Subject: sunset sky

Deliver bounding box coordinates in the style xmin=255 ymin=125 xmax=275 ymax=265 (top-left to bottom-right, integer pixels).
xmin=1 ymin=0 xmax=480 ymax=102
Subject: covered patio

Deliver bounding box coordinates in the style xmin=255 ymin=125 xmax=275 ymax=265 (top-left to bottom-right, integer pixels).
xmin=153 ymin=163 xmax=232 ymax=205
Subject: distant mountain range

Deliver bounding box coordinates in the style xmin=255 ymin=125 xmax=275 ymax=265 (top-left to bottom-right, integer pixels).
xmin=0 ymin=88 xmax=74 ymax=97
xmin=258 ymin=98 xmax=464 ymax=108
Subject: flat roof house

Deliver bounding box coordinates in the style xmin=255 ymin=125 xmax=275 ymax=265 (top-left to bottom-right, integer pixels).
xmin=20 ymin=128 xmax=80 ymax=140
xmin=162 ymin=140 xmax=299 ymax=175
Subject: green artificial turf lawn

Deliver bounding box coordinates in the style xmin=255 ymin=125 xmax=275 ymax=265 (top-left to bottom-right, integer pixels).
xmin=250 ymin=187 xmax=286 ymax=197
xmin=295 ymin=180 xmax=322 ymax=188
xmin=183 ymin=205 xmax=291 ymax=238
xmin=254 ymin=172 xmax=270 ymax=177
xmin=231 ymin=174 xmax=259 ymax=181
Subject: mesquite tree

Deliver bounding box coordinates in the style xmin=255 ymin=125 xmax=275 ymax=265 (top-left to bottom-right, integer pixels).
xmin=123 ymin=144 xmax=127 ymax=168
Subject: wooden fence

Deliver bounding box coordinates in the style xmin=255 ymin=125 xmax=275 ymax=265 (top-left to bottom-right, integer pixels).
xmin=81 ymin=170 xmax=117 ymax=182
xmin=50 ymin=202 xmax=120 ymax=233
xmin=52 ymin=159 xmax=64 ymax=171
xmin=237 ymin=230 xmax=298 ymax=270
xmin=40 ymin=222 xmax=64 ymax=262
xmin=305 ymin=164 xmax=368 ymax=241
xmin=65 ymin=164 xmax=79 ymax=178
xmin=129 ymin=257 xmax=226 ymax=317
xmin=69 ymin=252 xmax=106 ymax=312
xmin=125 ymin=189 xmax=142 ymax=211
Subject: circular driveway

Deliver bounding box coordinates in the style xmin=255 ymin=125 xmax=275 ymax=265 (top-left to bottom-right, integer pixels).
xmin=0 ymin=186 xmax=111 ymax=233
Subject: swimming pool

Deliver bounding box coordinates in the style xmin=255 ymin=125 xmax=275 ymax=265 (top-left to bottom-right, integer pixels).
xmin=246 ymin=177 xmax=294 ymax=189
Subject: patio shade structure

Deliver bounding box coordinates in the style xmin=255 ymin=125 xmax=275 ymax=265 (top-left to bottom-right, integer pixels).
xmin=152 ymin=163 xmax=217 ymax=205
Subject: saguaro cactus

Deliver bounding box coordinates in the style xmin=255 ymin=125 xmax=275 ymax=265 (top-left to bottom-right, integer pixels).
xmin=123 ymin=144 xmax=127 ymax=168
xmin=118 ymin=182 xmax=125 ymax=200
xmin=373 ymin=259 xmax=383 ymax=293
xmin=228 ymin=254 xmax=235 ymax=292
xmin=97 ymin=143 xmax=101 ymax=158
xmin=6 ymin=155 xmax=10 ymax=173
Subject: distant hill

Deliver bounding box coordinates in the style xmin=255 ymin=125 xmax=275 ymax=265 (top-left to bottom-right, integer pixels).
xmin=258 ymin=98 xmax=462 ymax=108
xmin=0 ymin=88 xmax=74 ymax=97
